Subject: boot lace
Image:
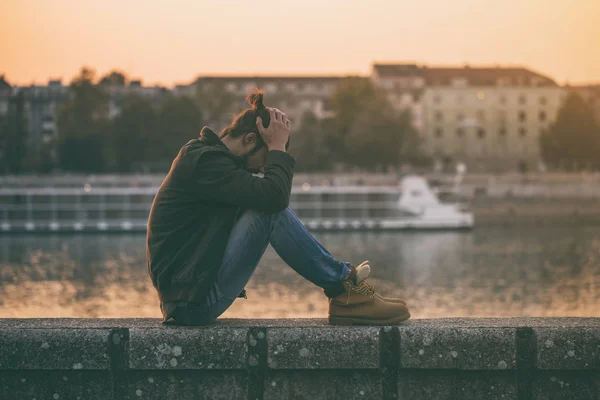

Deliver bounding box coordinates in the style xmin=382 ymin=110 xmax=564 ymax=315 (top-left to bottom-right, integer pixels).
xmin=350 ymin=280 xmax=376 ymax=298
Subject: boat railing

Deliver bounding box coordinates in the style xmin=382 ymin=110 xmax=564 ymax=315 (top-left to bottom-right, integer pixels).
xmin=0 ymin=186 xmax=407 ymax=226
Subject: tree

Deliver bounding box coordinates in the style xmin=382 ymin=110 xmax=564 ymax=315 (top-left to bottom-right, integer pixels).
xmin=99 ymin=70 xmax=127 ymax=86
xmin=328 ymin=77 xmax=423 ymax=170
xmin=541 ymin=92 xmax=600 ymax=171
xmin=194 ymin=81 xmax=236 ymax=128
xmin=56 ymin=67 xmax=110 ymax=172
xmin=154 ymin=95 xmax=203 ymax=161
xmin=0 ymin=91 xmax=28 ymax=174
xmin=109 ymin=95 xmax=156 ymax=172
xmin=288 ymin=111 xmax=333 ymax=171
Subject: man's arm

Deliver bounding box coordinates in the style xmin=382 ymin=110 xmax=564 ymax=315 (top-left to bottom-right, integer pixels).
xmin=193 ymin=150 xmax=295 ymax=214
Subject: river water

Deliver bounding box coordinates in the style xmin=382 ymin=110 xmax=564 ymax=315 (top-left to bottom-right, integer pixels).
xmin=1 ymin=226 xmax=599 ymax=319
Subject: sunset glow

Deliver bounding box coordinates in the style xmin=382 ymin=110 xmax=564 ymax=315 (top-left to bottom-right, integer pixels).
xmin=2 ymin=0 xmax=599 ymax=86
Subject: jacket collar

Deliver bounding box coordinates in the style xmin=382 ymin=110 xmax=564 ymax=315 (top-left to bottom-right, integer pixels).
xmin=198 ymin=126 xmax=247 ymax=168
xmin=199 ymin=126 xmax=227 ymax=149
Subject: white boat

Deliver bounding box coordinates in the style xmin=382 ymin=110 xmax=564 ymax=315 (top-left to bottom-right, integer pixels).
xmin=381 ymin=176 xmax=474 ymax=230
xmin=0 ymin=175 xmax=473 ymax=233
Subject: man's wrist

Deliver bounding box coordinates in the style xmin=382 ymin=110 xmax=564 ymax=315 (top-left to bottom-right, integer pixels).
xmin=268 ymin=145 xmax=287 ymax=152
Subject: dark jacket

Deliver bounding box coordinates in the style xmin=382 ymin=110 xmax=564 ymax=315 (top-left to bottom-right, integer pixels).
xmin=146 ymin=127 xmax=295 ymax=322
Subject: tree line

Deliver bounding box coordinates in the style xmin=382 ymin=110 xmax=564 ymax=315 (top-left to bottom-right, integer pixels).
xmin=540 ymin=92 xmax=600 ymax=171
xmin=1 ymin=68 xmax=426 ymax=174
xmin=1 ymin=67 xmax=599 ymax=174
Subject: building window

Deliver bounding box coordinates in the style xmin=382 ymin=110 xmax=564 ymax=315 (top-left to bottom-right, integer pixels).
xmin=435 ymin=128 xmax=443 ymax=137
xmin=265 ymin=82 xmax=278 ymax=93
xmin=412 ymin=93 xmax=421 ymax=103
xmin=499 ymin=127 xmax=507 ymax=136
xmin=477 ymin=128 xmax=485 ymax=138
xmin=519 ymin=95 xmax=527 ymax=105
xmin=519 ymin=127 xmax=527 ymax=137
xmin=539 ymin=111 xmax=547 ymax=121
xmin=452 ymin=77 xmax=468 ymax=87
xmin=435 ymin=111 xmax=443 ymax=121
xmin=497 ymin=110 xmax=507 ymax=122
xmin=456 ymin=128 xmax=464 ymax=137
xmin=519 ymin=111 xmax=527 ymax=122
xmin=539 ymin=96 xmax=547 ymax=105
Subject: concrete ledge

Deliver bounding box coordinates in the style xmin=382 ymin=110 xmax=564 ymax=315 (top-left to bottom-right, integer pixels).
xmin=1 ymin=318 xmax=599 ymax=399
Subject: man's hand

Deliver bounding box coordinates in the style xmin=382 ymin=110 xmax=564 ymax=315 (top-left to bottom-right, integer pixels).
xmin=256 ymin=107 xmax=291 ymax=152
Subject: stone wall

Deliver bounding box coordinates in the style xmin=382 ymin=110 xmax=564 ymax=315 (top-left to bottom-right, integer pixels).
xmin=0 ymin=318 xmax=599 ymax=399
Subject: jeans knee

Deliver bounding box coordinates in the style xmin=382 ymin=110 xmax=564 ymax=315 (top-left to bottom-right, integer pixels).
xmin=238 ymin=207 xmax=288 ymax=231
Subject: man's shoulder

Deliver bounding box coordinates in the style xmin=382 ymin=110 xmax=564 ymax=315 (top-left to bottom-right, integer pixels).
xmin=180 ymin=141 xmax=238 ymax=165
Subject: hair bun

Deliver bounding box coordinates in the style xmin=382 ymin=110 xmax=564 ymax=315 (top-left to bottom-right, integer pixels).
xmin=246 ymin=90 xmax=265 ymax=110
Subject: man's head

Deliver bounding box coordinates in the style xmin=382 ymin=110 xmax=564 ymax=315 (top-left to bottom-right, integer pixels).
xmin=219 ymin=90 xmax=285 ymax=173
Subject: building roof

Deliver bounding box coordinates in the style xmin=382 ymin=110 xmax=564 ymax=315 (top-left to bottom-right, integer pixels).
xmin=372 ymin=64 xmax=423 ymax=77
xmin=424 ymin=66 xmax=557 ymax=86
xmin=372 ymin=63 xmax=558 ymax=87
xmin=194 ymin=75 xmax=343 ymax=85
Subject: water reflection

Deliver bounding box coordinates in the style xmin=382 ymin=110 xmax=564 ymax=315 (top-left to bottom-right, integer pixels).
xmin=1 ymin=226 xmax=599 ymax=319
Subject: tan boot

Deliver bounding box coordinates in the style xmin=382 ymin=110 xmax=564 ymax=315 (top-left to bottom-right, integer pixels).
xmin=354 ymin=261 xmax=407 ymax=305
xmin=328 ymin=266 xmax=410 ymax=325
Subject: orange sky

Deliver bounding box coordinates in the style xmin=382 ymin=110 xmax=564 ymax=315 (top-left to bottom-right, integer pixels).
xmin=2 ymin=0 xmax=599 ymax=87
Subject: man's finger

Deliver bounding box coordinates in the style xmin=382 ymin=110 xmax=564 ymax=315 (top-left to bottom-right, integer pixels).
xmin=256 ymin=116 xmax=264 ymax=132
xmin=268 ymin=108 xmax=277 ymax=123
xmin=273 ymin=108 xmax=284 ymax=122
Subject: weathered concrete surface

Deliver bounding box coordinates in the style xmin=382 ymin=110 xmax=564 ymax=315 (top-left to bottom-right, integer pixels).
xmin=129 ymin=327 xmax=248 ymax=370
xmin=535 ymin=327 xmax=600 ymax=370
xmin=399 ymin=327 xmax=517 ymax=370
xmin=267 ymin=326 xmax=379 ymax=369
xmin=263 ymin=371 xmax=382 ymax=399
xmin=3 ymin=317 xmax=600 ymax=329
xmin=0 ymin=328 xmax=112 ymax=370
xmin=533 ymin=372 xmax=600 ymax=400
xmin=1 ymin=318 xmax=600 ymax=400
xmin=397 ymin=372 xmax=517 ymax=400
xmin=0 ymin=371 xmax=112 ymax=400
xmin=123 ymin=371 xmax=247 ymax=400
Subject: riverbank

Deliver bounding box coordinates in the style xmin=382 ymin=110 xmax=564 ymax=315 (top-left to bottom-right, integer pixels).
xmin=471 ymin=198 xmax=600 ymax=225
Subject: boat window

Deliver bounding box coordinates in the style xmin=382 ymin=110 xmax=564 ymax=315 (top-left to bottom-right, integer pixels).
xmin=410 ymin=190 xmax=422 ymax=196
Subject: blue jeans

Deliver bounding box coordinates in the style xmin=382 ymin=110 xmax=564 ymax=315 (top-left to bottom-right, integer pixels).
xmin=173 ymin=207 xmax=352 ymax=325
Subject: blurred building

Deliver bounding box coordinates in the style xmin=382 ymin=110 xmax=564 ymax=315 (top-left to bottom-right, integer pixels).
xmin=179 ymin=76 xmax=341 ymax=125
xmin=102 ymin=80 xmax=168 ymax=119
xmin=5 ymin=79 xmax=167 ymax=153
xmin=372 ymin=63 xmax=566 ymax=172
xmin=13 ymin=80 xmax=70 ymax=152
xmin=4 ymin=66 xmax=593 ymax=173
xmin=371 ymin=64 xmax=426 ymax=130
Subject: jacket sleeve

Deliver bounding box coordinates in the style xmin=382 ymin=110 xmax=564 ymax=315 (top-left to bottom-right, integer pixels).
xmin=192 ymin=150 xmax=296 ymax=214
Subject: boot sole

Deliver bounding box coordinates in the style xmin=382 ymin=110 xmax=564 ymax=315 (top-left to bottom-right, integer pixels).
xmin=328 ymin=312 xmax=411 ymax=326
